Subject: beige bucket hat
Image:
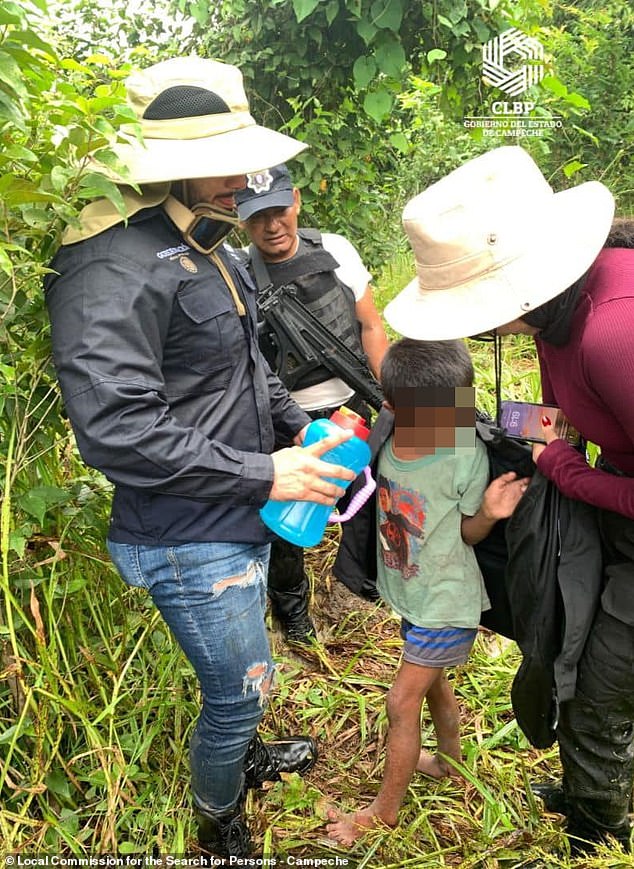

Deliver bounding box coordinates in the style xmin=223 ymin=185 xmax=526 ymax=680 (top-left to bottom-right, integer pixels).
xmin=97 ymin=56 xmax=307 ymax=184
xmin=384 ymin=146 xmax=615 ymax=340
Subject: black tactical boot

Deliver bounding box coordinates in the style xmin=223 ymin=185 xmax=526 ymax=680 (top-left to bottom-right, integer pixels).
xmin=243 ymin=731 xmax=318 ymax=789
xmin=196 ymin=797 xmax=251 ymax=858
xmin=268 ymin=578 xmax=316 ymax=645
xmin=566 ymin=797 xmax=632 ymax=856
xmin=531 ymin=781 xmax=568 ymax=814
xmin=284 ymin=609 xmax=316 ymax=645
xmin=267 ymin=539 xmax=316 ymax=645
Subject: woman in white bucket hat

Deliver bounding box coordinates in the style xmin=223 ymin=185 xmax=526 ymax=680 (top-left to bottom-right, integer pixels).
xmin=386 ymin=146 xmax=634 ymax=854
xmin=44 ymin=56 xmax=359 ymax=859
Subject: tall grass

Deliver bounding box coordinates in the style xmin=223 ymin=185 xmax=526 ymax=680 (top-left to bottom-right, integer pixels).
xmin=1 ymin=255 xmax=629 ymax=867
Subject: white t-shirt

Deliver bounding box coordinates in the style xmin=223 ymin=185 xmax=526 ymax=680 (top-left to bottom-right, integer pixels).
xmin=290 ymin=233 xmax=372 ymax=411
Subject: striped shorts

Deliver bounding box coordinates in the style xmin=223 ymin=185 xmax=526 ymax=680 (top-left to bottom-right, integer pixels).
xmin=400 ymin=620 xmax=477 ymax=668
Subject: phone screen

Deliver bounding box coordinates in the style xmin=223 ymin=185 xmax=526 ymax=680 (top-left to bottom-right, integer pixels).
xmin=500 ymin=401 xmax=580 ymax=445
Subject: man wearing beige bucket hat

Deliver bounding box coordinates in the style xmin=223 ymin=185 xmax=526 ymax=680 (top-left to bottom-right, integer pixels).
xmin=385 ymin=145 xmax=634 ymax=853
xmin=44 ymin=56 xmax=358 ymax=858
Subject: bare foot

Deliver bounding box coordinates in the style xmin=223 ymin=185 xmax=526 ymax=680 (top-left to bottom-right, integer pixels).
xmin=416 ymin=749 xmax=462 ymax=780
xmin=325 ymin=806 xmax=385 ymax=846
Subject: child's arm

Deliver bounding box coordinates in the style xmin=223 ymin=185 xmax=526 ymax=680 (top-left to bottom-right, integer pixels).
xmin=461 ymin=471 xmax=530 ymax=545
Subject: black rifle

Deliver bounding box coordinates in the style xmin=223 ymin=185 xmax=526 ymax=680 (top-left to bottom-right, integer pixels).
xmin=257 ymin=283 xmax=384 ymax=412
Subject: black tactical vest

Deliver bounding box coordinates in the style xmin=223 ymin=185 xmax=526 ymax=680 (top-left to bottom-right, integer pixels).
xmin=248 ymin=229 xmax=366 ymax=391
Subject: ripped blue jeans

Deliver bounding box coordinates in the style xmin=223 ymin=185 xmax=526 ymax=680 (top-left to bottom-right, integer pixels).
xmin=107 ymin=540 xmax=273 ymax=813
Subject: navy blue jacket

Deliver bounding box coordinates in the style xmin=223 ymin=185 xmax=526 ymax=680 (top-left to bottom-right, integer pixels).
xmin=45 ymin=206 xmax=309 ymax=544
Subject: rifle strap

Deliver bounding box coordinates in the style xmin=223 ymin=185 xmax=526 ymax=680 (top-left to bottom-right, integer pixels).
xmin=248 ymin=243 xmax=275 ymax=294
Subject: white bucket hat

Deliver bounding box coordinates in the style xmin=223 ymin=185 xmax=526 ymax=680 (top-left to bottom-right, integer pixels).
xmin=96 ymin=56 xmax=307 ymax=184
xmin=384 ymin=146 xmax=615 ymax=340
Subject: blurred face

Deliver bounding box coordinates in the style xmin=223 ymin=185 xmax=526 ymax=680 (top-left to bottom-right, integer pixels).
xmin=242 ymin=189 xmax=301 ymax=262
xmin=185 ymin=175 xmax=247 ymax=212
xmin=391 ymin=387 xmax=476 ymax=454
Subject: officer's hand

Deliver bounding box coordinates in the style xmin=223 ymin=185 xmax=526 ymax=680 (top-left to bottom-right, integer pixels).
xmin=270 ymin=429 xmax=355 ymax=504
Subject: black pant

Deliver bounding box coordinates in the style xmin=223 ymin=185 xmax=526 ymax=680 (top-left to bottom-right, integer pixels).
xmin=556 ymin=507 xmax=634 ymax=845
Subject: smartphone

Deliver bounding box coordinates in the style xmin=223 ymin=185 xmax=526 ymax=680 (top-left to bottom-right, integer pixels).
xmin=500 ymin=400 xmax=581 ymax=446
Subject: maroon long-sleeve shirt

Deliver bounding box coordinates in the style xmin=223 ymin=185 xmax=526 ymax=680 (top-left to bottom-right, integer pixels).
xmin=536 ymin=247 xmax=634 ymax=519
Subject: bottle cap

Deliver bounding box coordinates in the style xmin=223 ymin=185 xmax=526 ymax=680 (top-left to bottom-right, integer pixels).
xmin=330 ymin=406 xmax=371 ymax=441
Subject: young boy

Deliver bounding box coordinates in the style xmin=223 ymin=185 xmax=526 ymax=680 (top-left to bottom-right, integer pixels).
xmin=326 ymin=337 xmax=529 ymax=846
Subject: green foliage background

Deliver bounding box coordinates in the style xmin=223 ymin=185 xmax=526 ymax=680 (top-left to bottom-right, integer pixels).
xmin=0 ymin=0 xmax=633 ymax=857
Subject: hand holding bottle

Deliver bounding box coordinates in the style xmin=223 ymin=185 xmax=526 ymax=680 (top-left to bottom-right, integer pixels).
xmin=262 ymin=407 xmax=372 ymax=547
xmin=270 ymin=428 xmax=355 ymax=505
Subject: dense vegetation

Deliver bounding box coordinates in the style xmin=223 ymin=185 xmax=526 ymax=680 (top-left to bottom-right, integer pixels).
xmin=1 ymin=0 xmax=633 ymax=861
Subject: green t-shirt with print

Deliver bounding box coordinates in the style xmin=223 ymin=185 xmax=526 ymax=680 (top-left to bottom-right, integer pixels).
xmin=376 ymin=437 xmax=490 ymax=629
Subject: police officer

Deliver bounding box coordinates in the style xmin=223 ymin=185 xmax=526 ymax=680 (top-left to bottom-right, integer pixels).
xmin=44 ymin=58 xmax=357 ymax=858
xmin=236 ymin=165 xmax=388 ymax=643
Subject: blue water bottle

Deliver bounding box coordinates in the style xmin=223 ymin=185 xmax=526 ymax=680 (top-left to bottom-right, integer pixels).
xmin=260 ymin=406 xmax=371 ymax=548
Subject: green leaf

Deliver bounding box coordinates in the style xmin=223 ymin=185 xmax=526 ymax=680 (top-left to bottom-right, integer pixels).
xmin=9 ymin=531 xmax=26 ymax=558
xmin=0 ymin=7 xmax=21 ymax=25
xmin=325 ymin=0 xmax=339 ymax=25
xmin=85 ymin=53 xmax=114 ymax=66
xmin=363 ymin=89 xmax=393 ymax=122
xmin=60 ymin=58 xmax=91 ymax=73
xmin=540 ymin=75 xmax=566 ymax=98
xmin=448 ymin=0 xmax=468 ymax=24
xmin=356 ymin=18 xmax=378 ymax=45
xmin=353 ymin=56 xmax=377 ymax=90
xmin=9 ymin=28 xmax=56 ymax=56
xmin=2 ymin=144 xmax=38 ymax=164
xmin=189 ymin=0 xmax=210 ymax=25
xmin=52 ymin=577 xmax=87 ymax=597
xmin=375 ymin=39 xmax=406 ymax=77
xmin=427 ymin=48 xmax=447 ymax=64
xmin=0 ymin=719 xmax=35 ymax=744
xmin=292 ymin=0 xmax=320 ymax=23
xmin=58 ymin=809 xmax=79 ymax=837
xmin=17 ymin=486 xmax=71 ymax=525
xmin=1 ymin=1 xmax=27 ymax=17
xmin=0 ymin=362 xmax=16 ymax=381
xmin=0 ymin=91 xmax=26 ymax=125
xmin=50 ymin=165 xmax=72 ymax=194
xmin=4 ymin=181 xmax=59 ymax=206
xmin=540 ymin=76 xmax=590 ymax=111
xmin=0 ymin=53 xmax=27 ymax=99
xmin=46 ymin=769 xmax=72 ymax=800
xmin=563 ymin=160 xmax=586 ymax=178
xmin=566 ymin=91 xmax=591 ymax=110
xmin=118 ymin=843 xmax=140 ymax=855
xmin=78 ymin=170 xmax=128 ymax=216
xmin=472 ymin=19 xmax=491 ymax=43
xmin=371 ymin=0 xmax=403 ymax=31
xmin=450 ymin=19 xmax=469 ymax=36
xmin=0 ymin=248 xmax=13 ymax=277
xmin=389 ymin=131 xmax=409 ymax=153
